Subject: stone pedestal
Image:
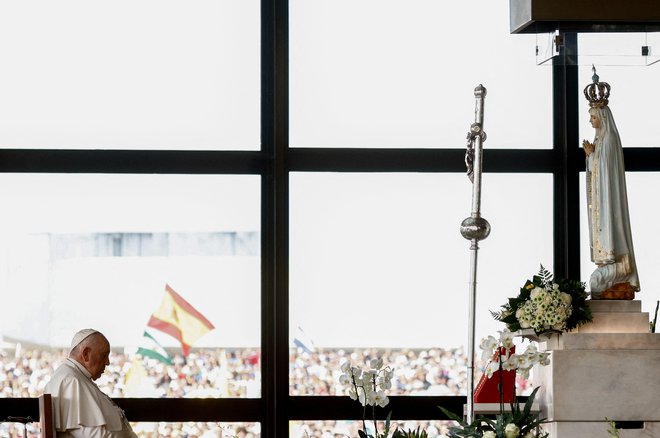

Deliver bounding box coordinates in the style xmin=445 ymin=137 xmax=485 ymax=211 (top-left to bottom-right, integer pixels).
xmin=531 ymin=300 xmax=660 ymax=438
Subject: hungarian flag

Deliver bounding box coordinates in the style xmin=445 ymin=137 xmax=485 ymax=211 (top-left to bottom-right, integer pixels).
xmin=147 ymin=284 xmax=215 ymax=356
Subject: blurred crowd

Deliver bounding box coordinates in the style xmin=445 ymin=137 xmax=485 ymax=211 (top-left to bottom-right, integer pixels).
xmin=290 ymin=347 xmax=470 ymax=396
xmin=0 ymin=346 xmax=476 ymax=400
xmin=0 ymin=345 xmax=532 ymax=437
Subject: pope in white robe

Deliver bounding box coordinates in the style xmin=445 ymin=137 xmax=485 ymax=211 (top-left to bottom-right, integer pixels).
xmin=44 ymin=329 xmax=137 ymax=438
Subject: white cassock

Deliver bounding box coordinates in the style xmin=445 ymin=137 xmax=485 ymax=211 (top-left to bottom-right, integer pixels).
xmin=586 ymin=105 xmax=640 ymax=294
xmin=44 ymin=358 xmax=138 ymax=438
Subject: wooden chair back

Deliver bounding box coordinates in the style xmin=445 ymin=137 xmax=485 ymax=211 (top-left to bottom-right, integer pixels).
xmin=39 ymin=394 xmax=55 ymax=438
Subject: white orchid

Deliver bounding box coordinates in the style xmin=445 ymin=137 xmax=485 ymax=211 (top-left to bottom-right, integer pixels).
xmin=499 ymin=329 xmax=515 ymax=352
xmin=512 ymin=354 xmax=530 ymax=369
xmin=501 ymin=357 xmax=518 ymax=371
xmin=518 ymin=366 xmax=531 ymax=379
xmin=479 ymin=329 xmax=552 ymax=396
xmin=369 ymin=358 xmax=383 ymax=370
xmin=524 ymin=344 xmax=538 ymax=355
xmin=357 ymin=390 xmax=367 ymax=406
xmin=339 ymin=356 xmax=394 ymax=437
xmin=484 ymin=361 xmax=499 ymax=378
xmin=538 ymin=352 xmax=551 ymax=366
xmin=376 ymin=376 xmax=392 ymax=390
xmin=479 ymin=335 xmax=499 ymax=361
xmin=372 ymin=390 xmax=389 ymax=408
xmin=339 ymin=356 xmax=392 ymax=409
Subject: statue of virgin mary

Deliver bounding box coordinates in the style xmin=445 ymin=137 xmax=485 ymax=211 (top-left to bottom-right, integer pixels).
xmin=582 ymin=68 xmax=640 ymax=300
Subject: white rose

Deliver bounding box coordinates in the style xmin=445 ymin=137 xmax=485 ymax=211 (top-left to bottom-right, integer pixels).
xmin=530 ymin=287 xmax=543 ymax=300
xmin=504 ymin=423 xmax=520 ymax=438
xmin=482 ymin=431 xmax=496 ymax=438
xmin=560 ymin=292 xmax=572 ymax=305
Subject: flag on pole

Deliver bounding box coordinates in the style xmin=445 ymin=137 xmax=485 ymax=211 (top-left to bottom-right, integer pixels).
xmin=147 ymin=284 xmax=215 ymax=356
xmin=293 ymin=325 xmax=316 ymax=354
xmin=136 ymin=330 xmax=173 ymax=365
xmin=123 ymin=357 xmax=149 ymax=397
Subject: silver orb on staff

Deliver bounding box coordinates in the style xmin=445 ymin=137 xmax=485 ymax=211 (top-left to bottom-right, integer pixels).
xmin=460 ymin=84 xmax=491 ymax=424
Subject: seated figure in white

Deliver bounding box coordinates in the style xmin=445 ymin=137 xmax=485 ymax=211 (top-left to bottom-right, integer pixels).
xmin=44 ymin=329 xmax=138 ymax=438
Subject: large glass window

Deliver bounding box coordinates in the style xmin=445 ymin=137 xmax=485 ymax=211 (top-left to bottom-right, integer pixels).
xmin=578 ymin=34 xmax=660 ymax=148
xmin=0 ymin=1 xmax=260 ymax=150
xmin=2 ymin=2 xmax=659 ymax=435
xmin=289 ymin=173 xmax=552 ymax=396
xmin=0 ymin=174 xmax=261 ymax=398
xmin=290 ymin=0 xmax=551 ymax=149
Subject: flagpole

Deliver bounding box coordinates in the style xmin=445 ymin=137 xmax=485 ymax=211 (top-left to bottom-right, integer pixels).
xmin=460 ymin=84 xmax=490 ymax=424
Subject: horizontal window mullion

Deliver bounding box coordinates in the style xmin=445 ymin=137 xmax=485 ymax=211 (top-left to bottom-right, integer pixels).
xmin=118 ymin=398 xmax=263 ymax=423
xmin=289 ymin=148 xmax=557 ymax=173
xmin=0 ymin=150 xmax=266 ymax=174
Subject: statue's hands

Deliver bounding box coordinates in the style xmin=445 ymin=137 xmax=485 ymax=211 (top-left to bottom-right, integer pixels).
xmin=582 ymin=139 xmax=595 ymax=156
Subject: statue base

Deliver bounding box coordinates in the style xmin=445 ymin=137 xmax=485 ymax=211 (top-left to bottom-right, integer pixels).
xmin=532 ymin=300 xmax=660 ymax=438
xmin=592 ymin=282 xmax=635 ymax=300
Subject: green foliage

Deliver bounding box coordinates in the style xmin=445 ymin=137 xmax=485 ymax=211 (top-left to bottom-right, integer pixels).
xmin=355 ymin=411 xmax=393 ymax=438
xmin=391 ymin=426 xmax=428 ymax=438
xmin=437 ymin=405 xmax=481 ymax=438
xmin=605 ymin=418 xmax=621 ymax=438
xmin=484 ymin=387 xmax=548 ymax=437
xmin=650 ymin=300 xmax=659 ymax=333
xmin=439 ymin=387 xmax=549 ymax=438
xmin=491 ymin=264 xmax=592 ymax=335
xmin=537 ymin=265 xmax=553 ymax=289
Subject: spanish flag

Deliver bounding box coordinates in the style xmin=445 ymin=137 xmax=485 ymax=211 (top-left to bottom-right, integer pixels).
xmin=147 ymin=284 xmax=215 ymax=356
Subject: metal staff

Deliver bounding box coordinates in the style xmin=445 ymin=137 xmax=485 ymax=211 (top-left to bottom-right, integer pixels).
xmin=460 ymin=84 xmax=491 ymax=424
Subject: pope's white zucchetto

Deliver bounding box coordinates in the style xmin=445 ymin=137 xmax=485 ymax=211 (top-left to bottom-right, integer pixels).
xmin=70 ymin=329 xmax=99 ymax=350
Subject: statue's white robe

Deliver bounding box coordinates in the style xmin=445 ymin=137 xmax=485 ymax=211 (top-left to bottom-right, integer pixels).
xmin=586 ymin=106 xmax=640 ymax=294
xmin=44 ymin=359 xmax=137 ymax=438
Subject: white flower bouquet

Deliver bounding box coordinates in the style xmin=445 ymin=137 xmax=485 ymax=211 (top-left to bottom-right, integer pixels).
xmin=492 ymin=265 xmax=592 ymax=335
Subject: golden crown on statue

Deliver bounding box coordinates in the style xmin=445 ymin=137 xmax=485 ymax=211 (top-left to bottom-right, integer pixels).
xmin=583 ymin=65 xmax=610 ymax=108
